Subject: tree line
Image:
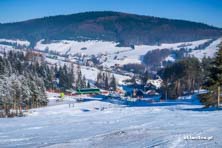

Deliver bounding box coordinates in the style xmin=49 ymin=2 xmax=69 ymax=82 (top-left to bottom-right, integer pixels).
xmin=158 ymin=43 xmax=222 ymax=107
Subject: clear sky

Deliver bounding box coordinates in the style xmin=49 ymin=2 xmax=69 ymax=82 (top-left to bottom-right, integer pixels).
xmin=1 ymin=0 xmax=222 ymax=28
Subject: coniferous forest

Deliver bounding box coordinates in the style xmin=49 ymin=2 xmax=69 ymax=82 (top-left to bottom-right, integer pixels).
xmin=0 ymin=51 xmax=47 ymax=117
xmin=0 ymin=50 xmax=88 ymax=117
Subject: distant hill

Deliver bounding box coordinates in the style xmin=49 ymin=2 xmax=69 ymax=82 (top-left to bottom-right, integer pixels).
xmin=0 ymin=11 xmax=221 ymax=46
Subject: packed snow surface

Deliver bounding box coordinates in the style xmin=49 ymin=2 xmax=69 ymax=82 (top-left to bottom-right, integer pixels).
xmin=0 ymin=93 xmax=222 ymax=148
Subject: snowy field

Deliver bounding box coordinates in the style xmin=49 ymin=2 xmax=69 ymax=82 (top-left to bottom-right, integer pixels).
xmin=35 ymin=39 xmax=215 ymax=67
xmin=0 ymin=39 xmax=30 ymax=47
xmin=0 ymin=93 xmax=222 ymax=148
xmin=35 ymin=39 xmax=211 ymax=56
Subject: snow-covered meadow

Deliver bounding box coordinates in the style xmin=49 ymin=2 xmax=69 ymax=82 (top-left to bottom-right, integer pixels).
xmin=0 ymin=39 xmax=30 ymax=47
xmin=1 ymin=38 xmax=222 ymax=68
xmin=0 ymin=93 xmax=222 ymax=148
xmin=35 ymin=39 xmax=211 ymax=56
xmin=34 ymin=38 xmax=222 ymax=67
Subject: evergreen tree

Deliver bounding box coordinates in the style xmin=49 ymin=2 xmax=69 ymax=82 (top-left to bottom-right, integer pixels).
xmin=76 ymin=65 xmax=82 ymax=89
xmin=82 ymin=76 xmax=87 ymax=88
xmin=96 ymin=71 xmax=103 ymax=88
xmin=110 ymin=74 xmax=117 ymax=91
xmin=158 ymin=57 xmax=202 ymax=99
xmin=105 ymin=74 xmax=109 ymax=90
xmin=200 ymin=44 xmax=222 ymax=107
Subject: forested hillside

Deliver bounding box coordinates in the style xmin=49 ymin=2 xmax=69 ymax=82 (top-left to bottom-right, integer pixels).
xmin=0 ymin=11 xmax=221 ymax=46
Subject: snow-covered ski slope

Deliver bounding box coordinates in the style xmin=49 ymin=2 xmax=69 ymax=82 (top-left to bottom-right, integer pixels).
xmin=34 ymin=38 xmax=222 ymax=66
xmin=189 ymin=38 xmax=222 ymax=59
xmin=0 ymin=93 xmax=222 ymax=148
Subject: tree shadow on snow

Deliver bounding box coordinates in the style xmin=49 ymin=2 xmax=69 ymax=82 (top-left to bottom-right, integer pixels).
xmin=125 ymin=100 xmax=197 ymax=107
xmin=80 ymin=109 xmax=91 ymax=112
xmin=181 ymin=107 xmax=222 ymax=112
xmin=94 ymin=96 xmax=199 ymax=108
xmin=79 ymin=95 xmax=207 ymax=109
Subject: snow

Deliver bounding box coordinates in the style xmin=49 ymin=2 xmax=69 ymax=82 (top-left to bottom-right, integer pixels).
xmin=190 ymin=38 xmax=222 ymax=60
xmin=165 ymin=55 xmax=176 ymax=62
xmin=0 ymin=44 xmax=15 ymax=51
xmin=1 ymin=38 xmax=220 ymax=68
xmin=80 ymin=66 xmax=130 ymax=84
xmin=35 ymin=40 xmax=131 ymax=55
xmin=0 ymin=93 xmax=222 ymax=147
xmin=35 ymin=39 xmax=214 ymax=67
xmin=147 ymin=78 xmax=163 ymax=88
xmin=0 ymin=44 xmax=27 ymax=54
xmin=0 ymin=39 xmax=30 ymax=47
xmin=0 ymin=38 xmax=220 ymax=68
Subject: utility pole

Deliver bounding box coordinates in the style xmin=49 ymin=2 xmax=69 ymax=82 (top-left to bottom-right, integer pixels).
xmin=218 ymin=86 xmax=221 ymax=108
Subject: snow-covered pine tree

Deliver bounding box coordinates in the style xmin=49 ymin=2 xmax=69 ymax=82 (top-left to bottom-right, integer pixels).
xmin=0 ymin=76 xmax=14 ymax=117
xmin=10 ymin=74 xmax=22 ymax=116
xmin=0 ymin=50 xmax=83 ymax=117
xmin=19 ymin=74 xmax=32 ymax=110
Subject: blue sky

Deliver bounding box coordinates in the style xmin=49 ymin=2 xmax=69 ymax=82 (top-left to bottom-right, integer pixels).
xmin=1 ymin=0 xmax=222 ymax=27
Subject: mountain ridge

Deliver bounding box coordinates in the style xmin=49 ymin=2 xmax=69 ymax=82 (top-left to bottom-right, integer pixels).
xmin=1 ymin=11 xmax=221 ymax=28
xmin=0 ymin=11 xmax=221 ymax=46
